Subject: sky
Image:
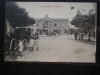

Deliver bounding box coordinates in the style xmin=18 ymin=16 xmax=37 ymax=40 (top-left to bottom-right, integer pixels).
xmin=16 ymin=2 xmax=96 ymax=21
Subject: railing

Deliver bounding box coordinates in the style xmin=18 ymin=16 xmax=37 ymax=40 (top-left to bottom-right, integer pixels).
xmin=43 ymin=25 xmax=50 ymax=28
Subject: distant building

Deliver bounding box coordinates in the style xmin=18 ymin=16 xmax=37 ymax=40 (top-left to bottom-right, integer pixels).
xmin=33 ymin=14 xmax=70 ymax=34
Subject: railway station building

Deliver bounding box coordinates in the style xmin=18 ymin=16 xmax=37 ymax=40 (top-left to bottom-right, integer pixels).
xmin=33 ymin=14 xmax=70 ymax=35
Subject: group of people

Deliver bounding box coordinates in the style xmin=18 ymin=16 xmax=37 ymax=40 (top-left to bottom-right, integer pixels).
xmin=74 ymin=28 xmax=95 ymax=41
xmin=16 ymin=30 xmax=39 ymax=57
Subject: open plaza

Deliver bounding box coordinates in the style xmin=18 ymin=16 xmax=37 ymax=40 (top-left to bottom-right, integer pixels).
xmin=5 ymin=34 xmax=96 ymax=63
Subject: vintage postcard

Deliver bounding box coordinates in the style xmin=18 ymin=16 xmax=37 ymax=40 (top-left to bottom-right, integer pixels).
xmin=5 ymin=2 xmax=96 ymax=63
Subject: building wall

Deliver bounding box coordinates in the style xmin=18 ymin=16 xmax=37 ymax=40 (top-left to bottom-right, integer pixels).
xmin=33 ymin=15 xmax=69 ymax=34
xmin=6 ymin=19 xmax=14 ymax=37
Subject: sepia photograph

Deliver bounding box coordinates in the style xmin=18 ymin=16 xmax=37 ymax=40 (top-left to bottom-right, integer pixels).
xmin=4 ymin=2 xmax=96 ymax=63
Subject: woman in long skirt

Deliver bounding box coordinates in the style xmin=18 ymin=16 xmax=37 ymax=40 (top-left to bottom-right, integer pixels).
xmin=18 ymin=39 xmax=24 ymax=57
xmin=29 ymin=37 xmax=34 ymax=51
xmin=34 ymin=39 xmax=39 ymax=50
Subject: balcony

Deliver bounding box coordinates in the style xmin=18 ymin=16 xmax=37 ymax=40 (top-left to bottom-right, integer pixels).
xmin=43 ymin=25 xmax=50 ymax=28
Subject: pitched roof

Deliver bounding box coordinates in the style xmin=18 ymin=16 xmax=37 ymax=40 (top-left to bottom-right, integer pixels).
xmin=35 ymin=18 xmax=69 ymax=23
xmin=34 ymin=15 xmax=69 ymax=23
xmin=52 ymin=19 xmax=69 ymax=22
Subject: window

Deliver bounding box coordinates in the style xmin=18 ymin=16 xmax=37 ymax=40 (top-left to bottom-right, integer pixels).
xmin=60 ymin=23 xmax=62 ymax=25
xmin=43 ymin=22 xmax=45 ymax=25
xmin=46 ymin=21 xmax=48 ymax=25
xmin=59 ymin=29 xmax=61 ymax=32
xmin=46 ymin=21 xmax=49 ymax=25
xmin=55 ymin=23 xmax=57 ymax=27
xmin=43 ymin=21 xmax=49 ymax=25
xmin=37 ymin=23 xmax=38 ymax=26
xmin=64 ymin=29 xmax=66 ymax=33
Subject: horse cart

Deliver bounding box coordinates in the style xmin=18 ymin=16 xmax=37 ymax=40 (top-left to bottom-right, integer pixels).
xmin=5 ymin=25 xmax=32 ymax=61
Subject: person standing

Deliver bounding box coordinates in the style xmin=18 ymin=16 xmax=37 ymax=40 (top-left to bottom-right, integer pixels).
xmin=88 ymin=29 xmax=92 ymax=41
xmin=66 ymin=30 xmax=69 ymax=37
xmin=23 ymin=39 xmax=27 ymax=51
xmin=29 ymin=37 xmax=34 ymax=51
xmin=18 ymin=39 xmax=24 ymax=57
xmin=74 ymin=30 xmax=78 ymax=40
xmin=32 ymin=30 xmax=39 ymax=51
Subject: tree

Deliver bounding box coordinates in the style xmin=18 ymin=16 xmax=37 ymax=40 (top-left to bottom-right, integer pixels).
xmin=87 ymin=14 xmax=95 ymax=25
xmin=70 ymin=9 xmax=95 ymax=27
xmin=70 ymin=9 xmax=95 ymax=41
xmin=28 ymin=17 xmax=35 ymax=25
xmin=70 ymin=14 xmax=88 ymax=27
xmin=6 ymin=2 xmax=35 ymax=28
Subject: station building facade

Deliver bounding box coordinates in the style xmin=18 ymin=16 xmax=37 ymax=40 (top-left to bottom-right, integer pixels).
xmin=33 ymin=15 xmax=70 ymax=34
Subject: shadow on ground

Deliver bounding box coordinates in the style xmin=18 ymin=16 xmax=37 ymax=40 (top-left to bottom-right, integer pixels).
xmin=75 ymin=39 xmax=95 ymax=45
xmin=69 ymin=37 xmax=95 ymax=45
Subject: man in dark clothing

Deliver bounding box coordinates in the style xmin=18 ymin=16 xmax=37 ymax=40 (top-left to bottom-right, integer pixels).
xmin=74 ymin=30 xmax=78 ymax=40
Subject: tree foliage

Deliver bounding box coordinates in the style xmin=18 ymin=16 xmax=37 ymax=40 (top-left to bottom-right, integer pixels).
xmin=87 ymin=14 xmax=95 ymax=25
xmin=70 ymin=11 xmax=95 ymax=27
xmin=70 ymin=15 xmax=87 ymax=26
xmin=6 ymin=2 xmax=35 ymax=28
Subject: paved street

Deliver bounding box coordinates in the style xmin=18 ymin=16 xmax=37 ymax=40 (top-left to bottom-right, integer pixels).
xmin=5 ymin=35 xmax=96 ymax=63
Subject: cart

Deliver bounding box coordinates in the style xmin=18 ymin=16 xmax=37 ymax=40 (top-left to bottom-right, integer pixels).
xmin=5 ymin=25 xmax=32 ymax=61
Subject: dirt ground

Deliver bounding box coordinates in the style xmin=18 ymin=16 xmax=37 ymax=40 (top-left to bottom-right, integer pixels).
xmin=4 ymin=35 xmax=96 ymax=63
